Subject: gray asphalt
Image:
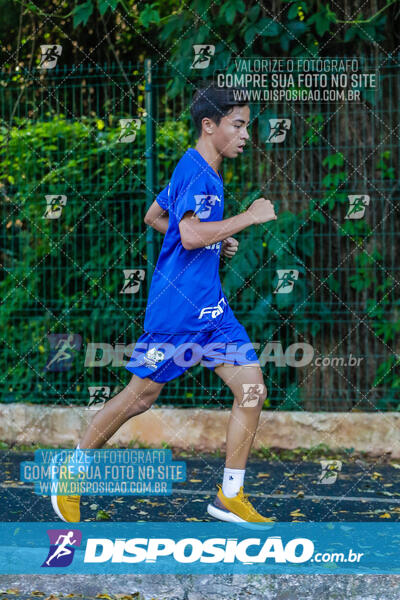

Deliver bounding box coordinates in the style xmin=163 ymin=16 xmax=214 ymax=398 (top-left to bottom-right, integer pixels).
xmin=2 ymin=451 xmax=400 ymax=522
xmin=1 ymin=450 xmax=400 ymax=599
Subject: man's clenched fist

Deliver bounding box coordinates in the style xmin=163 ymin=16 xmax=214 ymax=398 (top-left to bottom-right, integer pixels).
xmin=246 ymin=197 xmax=277 ymax=225
xmin=221 ymin=236 xmax=239 ymax=258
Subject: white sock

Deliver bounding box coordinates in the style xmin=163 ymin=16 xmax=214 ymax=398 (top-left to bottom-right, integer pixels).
xmin=68 ymin=444 xmax=94 ymax=475
xmin=222 ymin=467 xmax=246 ymax=498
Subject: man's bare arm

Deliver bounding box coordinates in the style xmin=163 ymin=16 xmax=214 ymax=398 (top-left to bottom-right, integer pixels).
xmin=179 ymin=197 xmax=277 ymax=250
xmin=144 ymin=200 xmax=169 ymax=234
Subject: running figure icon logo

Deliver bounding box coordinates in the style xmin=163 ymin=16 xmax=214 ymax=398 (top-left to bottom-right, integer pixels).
xmin=118 ymin=118 xmax=141 ymax=143
xmin=44 ymin=333 xmax=82 ymax=372
xmin=42 ymin=194 xmax=67 ymax=219
xmin=120 ymin=269 xmax=146 ymax=294
xmin=39 ymin=45 xmax=62 ymax=69
xmin=87 ymin=386 xmax=110 ymax=410
xmin=318 ymin=460 xmax=342 ymax=484
xmin=240 ymin=384 xmax=265 ymax=407
xmin=345 ymin=195 xmax=370 ymax=219
xmin=41 ymin=529 xmax=82 ymax=568
xmin=273 ymin=270 xmax=299 ymax=294
xmin=191 ymin=45 xmax=215 ymax=69
xmin=194 ymin=195 xmax=221 ymax=219
xmin=267 ymin=118 xmax=291 ymax=143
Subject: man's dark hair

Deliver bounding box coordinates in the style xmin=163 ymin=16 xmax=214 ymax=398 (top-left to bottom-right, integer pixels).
xmin=190 ymin=81 xmax=249 ymax=137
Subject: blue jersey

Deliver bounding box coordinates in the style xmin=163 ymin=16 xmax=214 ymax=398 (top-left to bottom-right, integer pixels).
xmin=144 ymin=147 xmax=231 ymax=333
xmin=155 ymin=183 xmax=169 ymax=211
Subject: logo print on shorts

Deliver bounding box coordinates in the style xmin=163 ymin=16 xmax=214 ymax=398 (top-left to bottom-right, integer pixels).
xmin=42 ymin=529 xmax=82 ymax=567
xmin=143 ymin=347 xmax=165 ymax=370
xmin=198 ymin=297 xmax=227 ymax=319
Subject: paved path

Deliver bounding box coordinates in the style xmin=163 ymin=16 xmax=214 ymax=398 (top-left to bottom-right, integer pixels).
xmin=1 ymin=450 xmax=400 ymax=599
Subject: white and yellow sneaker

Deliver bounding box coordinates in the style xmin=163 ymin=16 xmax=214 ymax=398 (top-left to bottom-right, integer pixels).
xmin=207 ymin=484 xmax=276 ymax=523
xmin=50 ymin=454 xmax=82 ymax=522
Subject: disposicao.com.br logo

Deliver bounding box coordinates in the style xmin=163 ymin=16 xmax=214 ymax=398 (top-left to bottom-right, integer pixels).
xmin=82 ymin=535 xmax=363 ymax=565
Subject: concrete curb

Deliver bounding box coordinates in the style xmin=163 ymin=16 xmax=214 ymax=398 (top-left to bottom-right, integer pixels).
xmin=0 ymin=404 xmax=399 ymax=456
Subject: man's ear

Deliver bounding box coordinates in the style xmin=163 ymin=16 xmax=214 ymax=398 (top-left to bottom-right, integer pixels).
xmin=201 ymin=117 xmax=214 ymax=135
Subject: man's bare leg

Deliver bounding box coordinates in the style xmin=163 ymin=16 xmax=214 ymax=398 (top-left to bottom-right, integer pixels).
xmin=79 ymin=374 xmax=165 ymax=449
xmin=51 ymin=374 xmax=164 ymax=522
xmin=207 ymin=363 xmax=273 ymax=521
xmin=214 ymin=363 xmax=266 ymax=469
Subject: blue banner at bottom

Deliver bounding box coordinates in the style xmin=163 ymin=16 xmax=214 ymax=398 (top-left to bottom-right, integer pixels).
xmin=1 ymin=522 xmax=399 ymax=574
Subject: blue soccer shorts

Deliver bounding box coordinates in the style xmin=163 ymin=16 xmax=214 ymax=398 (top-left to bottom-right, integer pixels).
xmin=125 ymin=314 xmax=260 ymax=383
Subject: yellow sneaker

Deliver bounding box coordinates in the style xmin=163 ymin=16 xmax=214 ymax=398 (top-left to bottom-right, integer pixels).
xmin=207 ymin=484 xmax=276 ymax=523
xmin=50 ymin=455 xmax=82 ymax=523
xmin=52 ymin=493 xmax=81 ymax=523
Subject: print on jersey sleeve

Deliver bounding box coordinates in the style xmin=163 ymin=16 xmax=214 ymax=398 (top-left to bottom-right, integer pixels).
xmin=174 ymin=172 xmax=220 ymax=223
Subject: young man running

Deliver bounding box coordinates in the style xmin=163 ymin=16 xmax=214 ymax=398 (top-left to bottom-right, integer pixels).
xmin=51 ymin=84 xmax=277 ymax=523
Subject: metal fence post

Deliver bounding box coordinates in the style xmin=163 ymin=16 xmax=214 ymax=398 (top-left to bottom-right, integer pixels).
xmin=145 ymin=58 xmax=155 ymax=282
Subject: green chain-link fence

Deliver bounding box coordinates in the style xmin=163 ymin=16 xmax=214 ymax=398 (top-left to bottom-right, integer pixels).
xmin=0 ymin=57 xmax=399 ymax=411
